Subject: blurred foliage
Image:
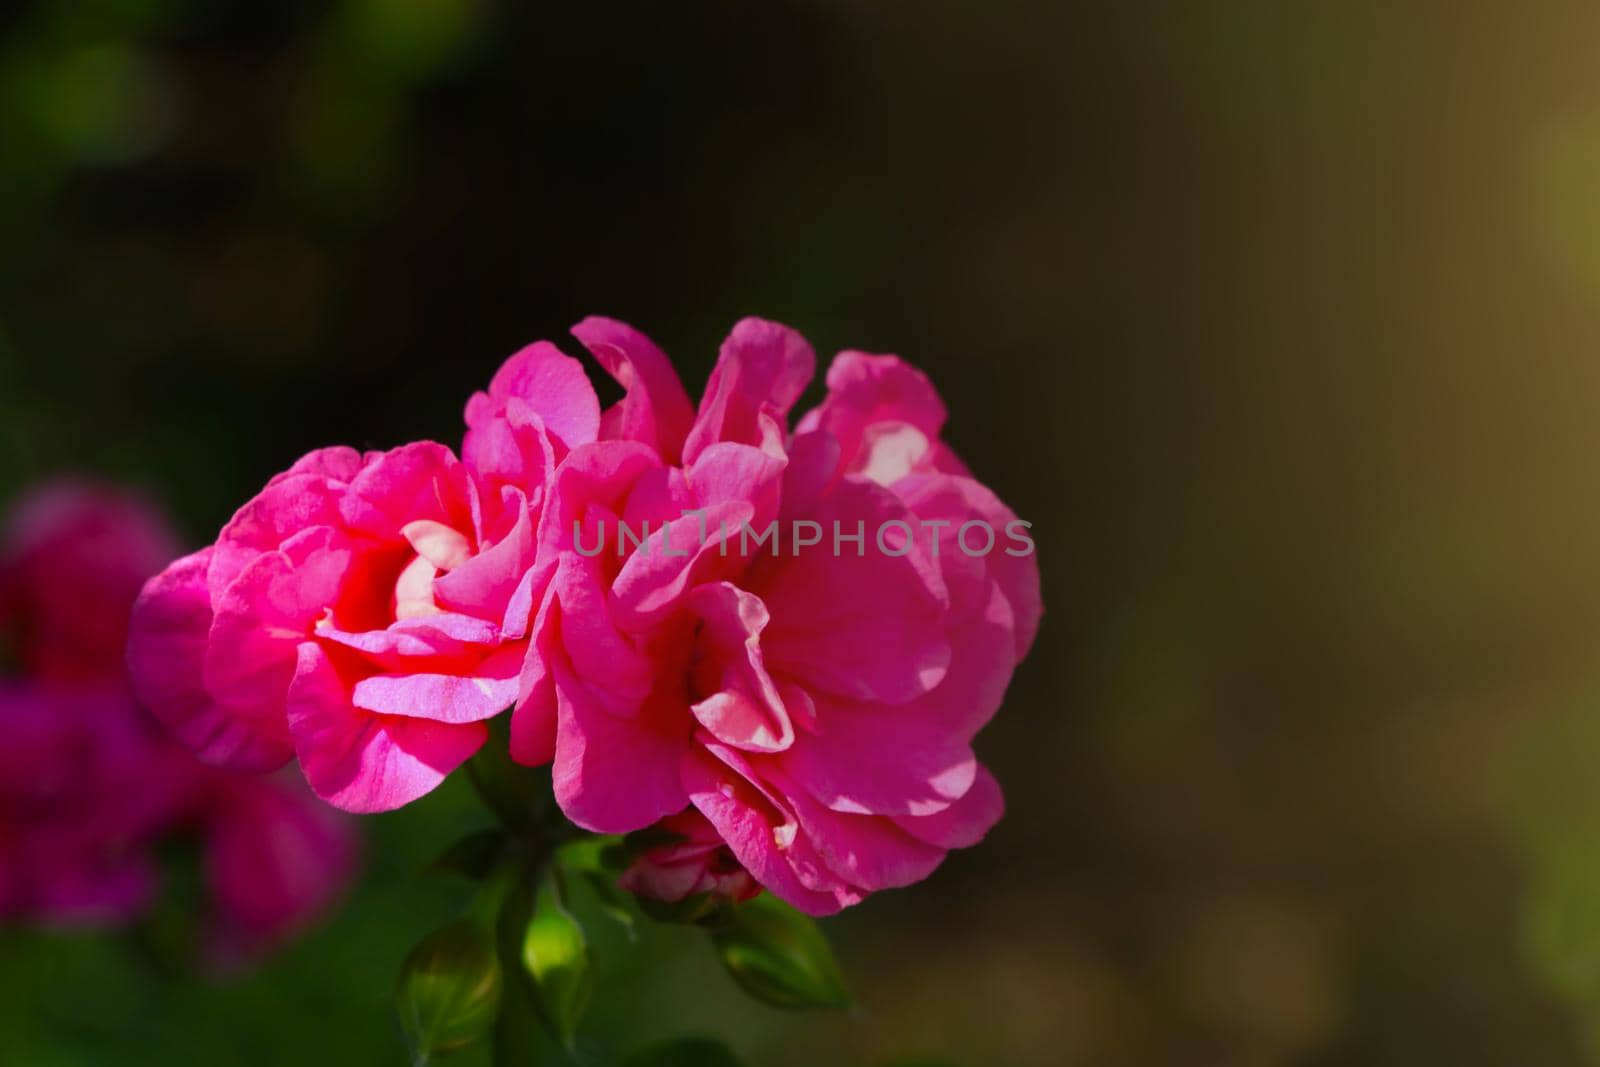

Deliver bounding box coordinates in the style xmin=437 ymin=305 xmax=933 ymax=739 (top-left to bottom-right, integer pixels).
xmin=6 ymin=0 xmax=1600 ymax=1064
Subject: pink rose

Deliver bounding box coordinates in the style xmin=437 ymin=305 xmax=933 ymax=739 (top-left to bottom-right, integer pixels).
xmin=501 ymin=317 xmax=1040 ymax=914
xmin=130 ymin=443 xmax=544 ymax=811
xmin=125 ymin=328 xmax=688 ymax=813
xmin=0 ymin=482 xmax=356 ymax=949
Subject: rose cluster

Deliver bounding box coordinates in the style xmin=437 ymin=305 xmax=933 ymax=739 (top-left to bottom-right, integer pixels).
xmin=0 ymin=483 xmax=355 ymax=959
xmin=129 ymin=317 xmax=1040 ymax=915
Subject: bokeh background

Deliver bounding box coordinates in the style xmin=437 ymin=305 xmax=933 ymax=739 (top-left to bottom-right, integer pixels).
xmin=4 ymin=1 xmax=1600 ymax=1064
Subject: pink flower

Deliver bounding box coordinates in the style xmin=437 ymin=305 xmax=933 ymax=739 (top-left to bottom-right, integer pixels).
xmin=618 ymin=810 xmax=759 ymax=907
xmin=0 ymin=682 xmax=193 ymax=924
xmin=201 ymin=772 xmax=358 ymax=962
xmin=0 ymin=481 xmax=179 ymax=682
xmin=129 ymin=443 xmax=545 ymax=811
xmin=502 ymin=317 xmax=1040 ymax=914
xmin=0 ymin=482 xmax=356 ymax=948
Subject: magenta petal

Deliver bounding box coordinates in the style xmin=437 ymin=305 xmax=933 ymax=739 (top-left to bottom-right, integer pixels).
xmin=128 ymin=548 xmax=294 ymax=770
xmin=608 ymin=500 xmax=751 ymax=630
xmin=780 ymin=703 xmax=976 ymax=817
xmin=28 ymin=848 xmax=158 ymax=925
xmin=680 ymin=747 xmax=857 ymax=915
xmin=550 ymin=665 xmax=690 ymax=833
xmin=203 ymin=527 xmax=353 ymax=749
xmin=534 ymin=441 xmax=662 ymax=554
xmin=509 ymin=564 xmax=560 ymax=766
xmin=552 ymin=553 xmax=656 ymax=713
xmin=684 ymin=582 xmax=793 ymax=752
xmin=208 ymin=468 xmax=349 ymax=601
xmin=898 ymin=472 xmax=1042 ymax=660
xmin=758 ymin=479 xmax=950 ymax=704
xmin=777 ymin=430 xmax=843 ymax=522
xmin=265 ymin=446 xmax=365 ymax=487
xmin=286 ymin=644 xmax=485 ymax=813
xmin=683 ymin=317 xmax=816 ymax=463
xmin=795 ymin=352 xmax=948 ymax=480
xmin=572 ymin=315 xmax=694 ymax=464
xmin=776 ymin=773 xmax=948 ymax=892
xmin=339 ymin=442 xmax=475 ymax=541
xmin=468 ymin=339 xmax=601 ymax=452
xmin=685 ymin=442 xmax=785 ymax=523
xmin=892 ymin=764 xmax=1004 ymax=849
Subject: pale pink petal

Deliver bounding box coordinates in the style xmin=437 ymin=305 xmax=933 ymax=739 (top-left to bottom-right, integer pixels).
xmin=349 ymin=644 xmax=523 ymax=723
xmin=314 ymin=612 xmax=499 ymax=665
xmin=432 ymin=488 xmax=534 ymax=621
xmin=403 ymin=519 xmax=473 ymax=571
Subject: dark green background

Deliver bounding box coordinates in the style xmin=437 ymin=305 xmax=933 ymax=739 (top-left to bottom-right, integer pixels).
xmin=6 ymin=2 xmax=1600 ymax=1064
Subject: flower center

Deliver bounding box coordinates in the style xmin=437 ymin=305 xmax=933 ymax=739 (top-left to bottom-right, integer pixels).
xmin=391 ymin=520 xmax=472 ymax=620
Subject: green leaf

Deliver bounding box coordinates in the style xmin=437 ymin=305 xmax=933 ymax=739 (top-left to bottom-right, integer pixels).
xmin=394 ymin=919 xmax=503 ymax=1060
xmin=710 ymin=894 xmax=850 ymax=1010
xmin=521 ymin=869 xmax=594 ymax=1046
xmin=622 ymin=1035 xmax=745 ymax=1067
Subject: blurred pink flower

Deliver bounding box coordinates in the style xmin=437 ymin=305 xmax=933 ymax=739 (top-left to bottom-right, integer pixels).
xmin=201 ymin=772 xmax=357 ymax=961
xmin=0 ymin=682 xmax=193 ymax=924
xmin=0 ymin=482 xmax=355 ymax=953
xmin=0 ymin=481 xmax=179 ymax=682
